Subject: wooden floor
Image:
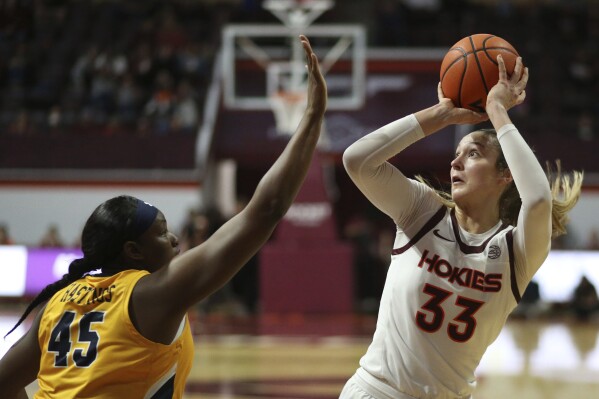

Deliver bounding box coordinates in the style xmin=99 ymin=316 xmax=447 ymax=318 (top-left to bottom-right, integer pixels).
xmin=2 ymin=308 xmax=599 ymax=398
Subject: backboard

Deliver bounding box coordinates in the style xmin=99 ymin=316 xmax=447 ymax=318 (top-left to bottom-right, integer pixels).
xmin=222 ymin=20 xmax=366 ymax=111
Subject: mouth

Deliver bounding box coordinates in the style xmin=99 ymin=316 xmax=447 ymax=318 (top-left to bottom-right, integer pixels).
xmin=451 ymin=176 xmax=464 ymax=184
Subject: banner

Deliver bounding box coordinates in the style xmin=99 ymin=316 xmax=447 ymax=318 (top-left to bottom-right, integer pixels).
xmin=0 ymin=246 xmax=83 ymax=297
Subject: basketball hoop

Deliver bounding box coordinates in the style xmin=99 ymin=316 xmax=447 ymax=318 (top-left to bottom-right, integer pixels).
xmin=269 ymin=90 xmax=307 ymax=136
xmin=263 ymin=0 xmax=334 ymax=29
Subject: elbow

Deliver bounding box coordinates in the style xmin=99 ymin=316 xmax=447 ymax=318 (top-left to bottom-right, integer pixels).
xmin=251 ymin=196 xmax=289 ymax=226
xmin=266 ymin=199 xmax=289 ymax=223
xmin=521 ymin=179 xmax=552 ymax=208
xmin=526 ymin=187 xmax=553 ymax=216
xmin=536 ymin=182 xmax=553 ymax=207
xmin=342 ymin=144 xmax=362 ymax=177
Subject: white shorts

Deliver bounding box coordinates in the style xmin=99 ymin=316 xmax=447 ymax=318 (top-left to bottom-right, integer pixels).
xmin=340 ymin=375 xmax=377 ymax=399
xmin=341 ymin=371 xmax=475 ymax=399
xmin=340 ymin=373 xmax=416 ymax=399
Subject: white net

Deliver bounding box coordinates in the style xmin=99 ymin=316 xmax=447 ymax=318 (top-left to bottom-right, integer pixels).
xmin=269 ymin=90 xmax=307 ymax=136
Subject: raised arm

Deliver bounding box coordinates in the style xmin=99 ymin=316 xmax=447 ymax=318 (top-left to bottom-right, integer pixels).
xmin=486 ymin=55 xmax=552 ymax=276
xmin=132 ymin=36 xmax=327 ymax=336
xmin=343 ymin=85 xmax=487 ymax=225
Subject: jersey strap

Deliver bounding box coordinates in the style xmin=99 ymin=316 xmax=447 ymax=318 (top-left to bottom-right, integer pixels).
xmin=392 ymin=206 xmax=446 ymax=255
xmin=506 ymin=230 xmax=522 ymax=303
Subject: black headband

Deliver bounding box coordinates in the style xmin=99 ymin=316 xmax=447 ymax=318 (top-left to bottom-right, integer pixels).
xmin=130 ymin=199 xmax=158 ymax=239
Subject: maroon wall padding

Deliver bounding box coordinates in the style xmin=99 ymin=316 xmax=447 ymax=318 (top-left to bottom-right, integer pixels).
xmin=260 ymin=152 xmax=354 ymax=313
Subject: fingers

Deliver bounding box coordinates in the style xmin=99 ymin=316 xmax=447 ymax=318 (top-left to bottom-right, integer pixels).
xmin=301 ymin=35 xmax=325 ymax=81
xmin=465 ymin=109 xmax=489 ymax=122
xmin=497 ymin=54 xmax=507 ymax=81
xmin=515 ymin=66 xmax=529 ymax=93
xmin=311 ymin=53 xmax=320 ymax=72
xmin=300 ymin=36 xmax=313 ymax=71
xmin=511 ymin=56 xmax=523 ymax=83
xmin=516 ymin=90 xmax=526 ymax=104
xmin=437 ymin=82 xmax=445 ymax=102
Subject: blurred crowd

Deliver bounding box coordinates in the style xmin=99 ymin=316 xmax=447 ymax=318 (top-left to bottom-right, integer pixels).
xmin=365 ymin=0 xmax=599 ymax=140
xmin=1 ymin=0 xmax=224 ymax=137
xmin=1 ymin=0 xmax=597 ymax=139
xmin=1 ymin=0 xmax=598 ymax=318
xmin=2 ymin=206 xmax=599 ymax=321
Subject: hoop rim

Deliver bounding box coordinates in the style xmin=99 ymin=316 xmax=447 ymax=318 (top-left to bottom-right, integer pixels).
xmin=269 ymin=90 xmax=307 ymax=103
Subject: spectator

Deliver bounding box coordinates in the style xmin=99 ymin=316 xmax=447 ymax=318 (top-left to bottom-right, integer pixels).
xmin=511 ymin=280 xmax=544 ymax=319
xmin=130 ymin=43 xmax=156 ymax=90
xmin=155 ymin=8 xmax=189 ymax=51
xmin=71 ymin=46 xmax=98 ymax=94
xmin=587 ymin=229 xmax=599 ymax=250
xmin=39 ymin=224 xmax=65 ymax=248
xmin=229 ymin=197 xmax=259 ymax=314
xmin=571 ymin=276 xmax=599 ymax=322
xmin=6 ymin=110 xmax=33 ymax=135
xmin=171 ymin=80 xmax=199 ymax=134
xmin=343 ymin=215 xmax=387 ymax=313
xmin=88 ymin=64 xmax=117 ymax=123
xmin=177 ymin=42 xmax=210 ymax=84
xmin=115 ymin=73 xmax=142 ymax=125
xmin=6 ymin=43 xmax=30 ymax=89
xmin=144 ymin=71 xmax=176 ymax=135
xmin=0 ymin=224 xmax=15 ymax=245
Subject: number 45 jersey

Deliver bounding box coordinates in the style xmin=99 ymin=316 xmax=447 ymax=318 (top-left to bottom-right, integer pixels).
xmin=36 ymin=269 xmax=194 ymax=399
xmin=358 ymin=205 xmax=522 ymax=399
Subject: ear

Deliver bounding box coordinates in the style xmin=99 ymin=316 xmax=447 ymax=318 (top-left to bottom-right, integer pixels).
xmin=499 ymin=168 xmax=513 ymax=185
xmin=123 ymin=240 xmax=144 ymax=261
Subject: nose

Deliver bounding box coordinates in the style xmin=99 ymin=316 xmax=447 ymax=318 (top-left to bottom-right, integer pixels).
xmin=451 ymin=156 xmax=463 ymax=171
xmin=169 ymin=232 xmax=179 ymax=247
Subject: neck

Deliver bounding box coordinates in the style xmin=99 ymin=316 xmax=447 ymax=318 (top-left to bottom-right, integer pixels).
xmin=454 ymin=205 xmax=500 ymax=234
xmin=101 ymin=257 xmax=142 ymax=274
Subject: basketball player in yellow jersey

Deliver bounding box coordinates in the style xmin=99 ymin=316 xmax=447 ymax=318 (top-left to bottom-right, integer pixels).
xmin=0 ymin=35 xmax=327 ymax=399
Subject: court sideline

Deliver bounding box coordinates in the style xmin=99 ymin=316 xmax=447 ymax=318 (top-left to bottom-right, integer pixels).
xmin=3 ymin=307 xmax=598 ymax=398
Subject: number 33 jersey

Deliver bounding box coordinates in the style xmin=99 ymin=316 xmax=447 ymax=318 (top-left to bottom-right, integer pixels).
xmin=358 ymin=205 xmax=523 ymax=399
xmin=36 ymin=269 xmax=194 ymax=399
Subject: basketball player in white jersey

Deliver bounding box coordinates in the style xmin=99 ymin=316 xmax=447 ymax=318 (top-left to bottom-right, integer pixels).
xmin=340 ymin=56 xmax=582 ymax=399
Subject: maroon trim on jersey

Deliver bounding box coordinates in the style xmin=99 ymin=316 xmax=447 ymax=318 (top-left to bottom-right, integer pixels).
xmin=506 ymin=230 xmax=522 ymax=303
xmin=392 ymin=206 xmax=446 ymax=255
xmin=450 ymin=209 xmax=509 ymax=254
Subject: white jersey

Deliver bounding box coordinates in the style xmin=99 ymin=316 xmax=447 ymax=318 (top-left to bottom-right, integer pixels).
xmin=358 ymin=202 xmax=520 ymax=399
xmin=342 ymin=114 xmax=552 ymax=399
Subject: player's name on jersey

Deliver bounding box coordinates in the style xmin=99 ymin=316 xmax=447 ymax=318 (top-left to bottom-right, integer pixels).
xmin=418 ymin=249 xmax=502 ymax=292
xmin=59 ymin=283 xmax=116 ymax=305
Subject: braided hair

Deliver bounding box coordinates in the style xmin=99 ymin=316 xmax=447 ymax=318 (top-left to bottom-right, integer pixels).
xmin=5 ymin=196 xmax=140 ymax=337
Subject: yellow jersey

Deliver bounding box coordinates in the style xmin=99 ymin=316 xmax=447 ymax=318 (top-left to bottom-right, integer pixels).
xmin=35 ymin=269 xmax=194 ymax=399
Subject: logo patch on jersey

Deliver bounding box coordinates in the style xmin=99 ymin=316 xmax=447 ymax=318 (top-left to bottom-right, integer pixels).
xmin=433 ymin=229 xmax=454 ymax=242
xmin=488 ymin=245 xmax=501 ymax=259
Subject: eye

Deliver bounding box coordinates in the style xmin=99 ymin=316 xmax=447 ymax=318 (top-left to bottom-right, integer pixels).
xmin=469 ymin=150 xmax=479 ymax=157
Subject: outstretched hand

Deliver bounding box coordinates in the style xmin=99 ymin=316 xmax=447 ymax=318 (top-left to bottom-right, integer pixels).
xmin=300 ymin=35 xmax=327 ymax=116
xmin=486 ymin=55 xmax=528 ymax=111
xmin=436 ymin=83 xmax=489 ymax=125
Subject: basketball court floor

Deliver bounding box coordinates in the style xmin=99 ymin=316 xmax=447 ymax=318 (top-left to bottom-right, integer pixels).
xmin=2 ymin=306 xmax=598 ymax=399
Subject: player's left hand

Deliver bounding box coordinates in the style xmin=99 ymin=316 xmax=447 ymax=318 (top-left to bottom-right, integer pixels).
xmin=486 ymin=55 xmax=528 ymax=111
xmin=300 ymin=35 xmax=327 ymax=116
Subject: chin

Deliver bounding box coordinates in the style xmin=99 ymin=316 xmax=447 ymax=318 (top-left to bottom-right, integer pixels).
xmin=451 ymin=191 xmax=467 ymax=205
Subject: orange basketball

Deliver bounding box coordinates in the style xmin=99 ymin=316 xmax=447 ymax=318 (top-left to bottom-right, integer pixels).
xmin=440 ymin=34 xmax=519 ymax=112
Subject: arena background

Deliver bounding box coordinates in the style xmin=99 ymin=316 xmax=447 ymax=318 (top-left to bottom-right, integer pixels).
xmin=1 ymin=1 xmax=599 ymax=398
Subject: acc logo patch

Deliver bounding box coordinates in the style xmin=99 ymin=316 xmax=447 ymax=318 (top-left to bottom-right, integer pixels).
xmin=488 ymin=245 xmax=501 ymax=259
